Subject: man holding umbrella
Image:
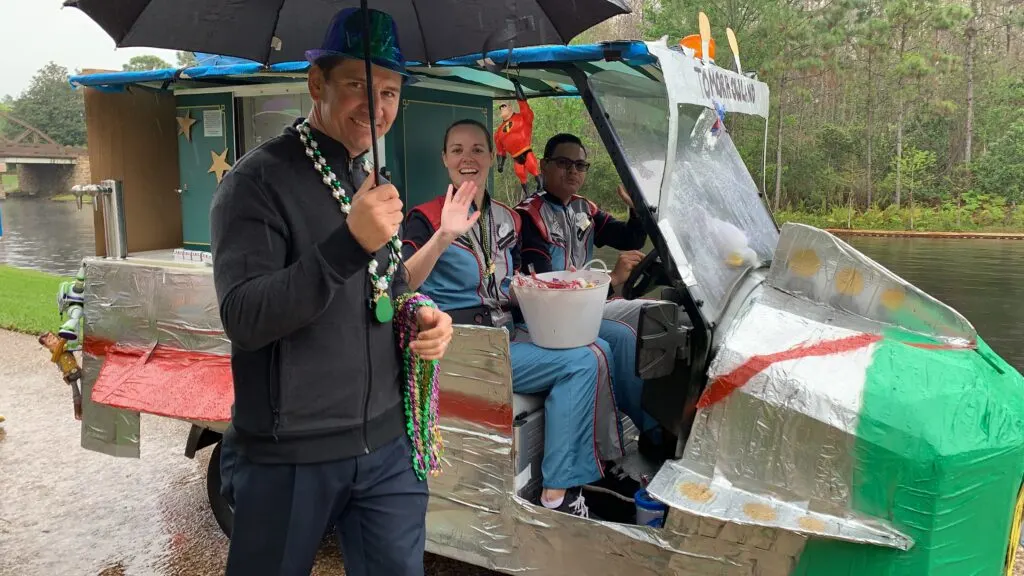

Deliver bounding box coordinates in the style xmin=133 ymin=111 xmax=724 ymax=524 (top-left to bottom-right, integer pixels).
xmin=209 ymin=8 xmax=452 ymax=576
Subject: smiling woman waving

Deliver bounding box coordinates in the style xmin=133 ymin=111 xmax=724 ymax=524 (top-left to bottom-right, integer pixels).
xmin=401 ymin=119 xmax=630 ymax=522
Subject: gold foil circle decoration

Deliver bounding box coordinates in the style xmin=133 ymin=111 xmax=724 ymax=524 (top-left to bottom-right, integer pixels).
xmin=880 ymin=287 xmax=906 ymax=310
xmin=788 ymin=249 xmax=821 ymax=278
xmin=835 ymin=267 xmax=865 ymax=296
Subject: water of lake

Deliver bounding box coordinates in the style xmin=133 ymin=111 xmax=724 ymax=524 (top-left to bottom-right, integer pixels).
xmin=2 ymin=196 xmax=1022 ymax=371
xmin=0 ymin=197 xmax=96 ymax=277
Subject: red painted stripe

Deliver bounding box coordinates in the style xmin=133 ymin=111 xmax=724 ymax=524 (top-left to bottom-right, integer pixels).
xmin=91 ymin=342 xmax=234 ymax=422
xmin=82 ymin=336 xmax=513 ymax=432
xmin=695 ymin=333 xmax=977 ymax=410
xmin=438 ymin=391 xmax=512 ymax=434
xmin=83 ymin=335 xmax=116 ymax=357
xmin=696 ymin=333 xmax=883 ymax=409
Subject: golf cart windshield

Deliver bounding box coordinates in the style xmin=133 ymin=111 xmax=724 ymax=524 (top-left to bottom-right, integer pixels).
xmin=587 ymin=51 xmax=777 ymax=323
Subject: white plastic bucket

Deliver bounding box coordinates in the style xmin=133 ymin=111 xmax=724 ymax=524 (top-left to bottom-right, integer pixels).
xmin=512 ymin=260 xmax=611 ymax=349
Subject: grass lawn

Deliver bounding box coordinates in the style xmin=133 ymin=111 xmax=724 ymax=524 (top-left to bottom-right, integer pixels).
xmin=1 ymin=173 xmax=17 ymax=191
xmin=0 ymin=265 xmax=63 ymax=335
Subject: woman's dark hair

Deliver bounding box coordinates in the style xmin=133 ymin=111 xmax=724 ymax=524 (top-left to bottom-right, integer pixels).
xmin=543 ymin=133 xmax=586 ymax=159
xmin=443 ymin=118 xmax=493 ymax=152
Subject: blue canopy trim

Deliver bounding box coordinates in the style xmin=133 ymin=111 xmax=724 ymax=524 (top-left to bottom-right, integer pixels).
xmin=68 ymin=42 xmax=656 ymax=93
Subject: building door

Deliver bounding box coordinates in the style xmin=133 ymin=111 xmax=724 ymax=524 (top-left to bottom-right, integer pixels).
xmin=175 ymin=93 xmax=235 ymax=251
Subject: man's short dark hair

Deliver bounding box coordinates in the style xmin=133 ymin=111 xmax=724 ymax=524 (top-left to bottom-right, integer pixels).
xmin=314 ymin=55 xmax=347 ymax=79
xmin=443 ymin=118 xmax=493 ymax=152
xmin=544 ymin=133 xmax=587 ymax=159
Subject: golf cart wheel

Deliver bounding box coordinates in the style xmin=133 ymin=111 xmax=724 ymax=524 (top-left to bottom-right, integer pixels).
xmin=207 ymin=441 xmax=235 ymax=538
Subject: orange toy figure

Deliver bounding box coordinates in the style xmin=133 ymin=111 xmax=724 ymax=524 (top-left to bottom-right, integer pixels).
xmin=38 ymin=331 xmax=84 ymax=420
xmin=495 ymin=79 xmax=542 ymax=198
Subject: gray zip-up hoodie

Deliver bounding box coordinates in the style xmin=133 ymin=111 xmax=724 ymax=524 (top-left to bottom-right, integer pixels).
xmin=210 ymin=119 xmax=408 ymax=464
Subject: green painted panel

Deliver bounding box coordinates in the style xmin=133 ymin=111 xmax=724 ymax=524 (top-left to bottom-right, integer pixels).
xmin=175 ymin=93 xmax=235 ymax=250
xmin=794 ymin=332 xmax=1024 ymax=575
xmin=388 ymin=87 xmax=493 ymax=212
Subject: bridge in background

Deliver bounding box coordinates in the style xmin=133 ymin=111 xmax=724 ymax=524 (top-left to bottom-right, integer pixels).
xmin=0 ymin=112 xmax=90 ymax=197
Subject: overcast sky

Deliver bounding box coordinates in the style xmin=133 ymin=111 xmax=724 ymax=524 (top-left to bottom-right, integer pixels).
xmin=0 ymin=0 xmax=179 ymax=100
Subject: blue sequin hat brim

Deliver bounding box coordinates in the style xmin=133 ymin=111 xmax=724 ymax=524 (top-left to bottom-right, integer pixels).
xmin=305 ymin=7 xmax=414 ymax=82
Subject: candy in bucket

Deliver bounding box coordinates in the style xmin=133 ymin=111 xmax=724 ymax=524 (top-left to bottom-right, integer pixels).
xmin=510 ymin=261 xmax=610 ymax=349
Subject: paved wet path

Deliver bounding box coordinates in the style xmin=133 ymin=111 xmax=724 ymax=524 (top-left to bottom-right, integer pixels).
xmin=0 ymin=329 xmax=492 ymax=576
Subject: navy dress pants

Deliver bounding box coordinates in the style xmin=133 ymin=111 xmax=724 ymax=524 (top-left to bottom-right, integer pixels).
xmin=220 ymin=433 xmax=429 ymax=576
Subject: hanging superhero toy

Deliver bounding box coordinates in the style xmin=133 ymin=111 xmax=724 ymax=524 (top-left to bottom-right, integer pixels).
xmin=495 ymin=78 xmax=542 ymax=197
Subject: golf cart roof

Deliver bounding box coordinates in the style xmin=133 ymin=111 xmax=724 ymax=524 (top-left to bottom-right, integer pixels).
xmin=68 ymin=41 xmax=659 ymax=97
xmin=67 ymin=40 xmax=770 ymax=119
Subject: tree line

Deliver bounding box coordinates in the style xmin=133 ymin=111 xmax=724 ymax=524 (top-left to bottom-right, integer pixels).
xmin=0 ymin=52 xmax=195 ymax=149
xmin=554 ymin=0 xmax=1023 ymax=230
xmin=5 ymin=5 xmax=1021 ymax=232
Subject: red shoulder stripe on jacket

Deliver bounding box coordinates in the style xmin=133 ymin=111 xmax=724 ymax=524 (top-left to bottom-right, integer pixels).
xmin=492 ymin=199 xmax=522 ymax=236
xmin=515 ymin=195 xmax=550 ymax=242
xmin=407 ymin=194 xmax=446 ymax=233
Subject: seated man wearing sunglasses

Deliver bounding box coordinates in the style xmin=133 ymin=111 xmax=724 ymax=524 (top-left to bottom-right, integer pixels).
xmin=516 ymin=133 xmax=664 ymax=510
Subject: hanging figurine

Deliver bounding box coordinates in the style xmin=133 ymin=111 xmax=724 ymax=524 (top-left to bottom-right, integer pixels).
xmin=57 ymin=263 xmax=86 ymax=348
xmin=495 ymin=78 xmax=542 ymax=199
xmin=37 ymin=262 xmax=87 ymax=419
xmin=38 ymin=331 xmax=84 ymax=420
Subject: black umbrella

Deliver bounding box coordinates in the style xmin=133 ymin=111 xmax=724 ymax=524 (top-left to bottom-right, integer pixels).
xmin=62 ymin=0 xmax=631 ymax=66
xmin=64 ymin=0 xmax=631 ymax=183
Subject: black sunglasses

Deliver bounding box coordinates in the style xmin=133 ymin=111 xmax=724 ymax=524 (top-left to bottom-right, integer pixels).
xmin=545 ymin=156 xmax=590 ymax=173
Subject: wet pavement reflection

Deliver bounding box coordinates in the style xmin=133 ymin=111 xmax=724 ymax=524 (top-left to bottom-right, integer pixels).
xmin=0 ymin=330 xmax=493 ymax=576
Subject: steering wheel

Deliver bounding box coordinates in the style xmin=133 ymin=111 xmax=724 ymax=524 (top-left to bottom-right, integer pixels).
xmin=621 ymin=249 xmax=666 ymax=300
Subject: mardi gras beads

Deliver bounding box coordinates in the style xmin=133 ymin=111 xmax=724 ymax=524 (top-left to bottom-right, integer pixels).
xmin=298 ymin=120 xmax=401 ymax=323
xmin=394 ymin=292 xmax=444 ymax=481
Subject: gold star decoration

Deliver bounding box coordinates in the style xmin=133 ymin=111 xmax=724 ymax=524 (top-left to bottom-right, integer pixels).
xmin=176 ymin=112 xmax=197 ymax=142
xmin=208 ymin=149 xmax=232 ymax=184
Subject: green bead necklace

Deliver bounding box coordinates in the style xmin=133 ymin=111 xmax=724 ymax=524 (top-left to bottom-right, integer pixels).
xmin=298 ymin=120 xmax=400 ymax=323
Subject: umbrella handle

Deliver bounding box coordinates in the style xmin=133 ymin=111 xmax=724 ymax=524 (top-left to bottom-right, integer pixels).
xmin=361 ymin=1 xmax=381 ymax=187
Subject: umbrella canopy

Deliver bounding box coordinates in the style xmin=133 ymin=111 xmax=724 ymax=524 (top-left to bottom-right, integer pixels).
xmin=62 ymin=0 xmax=633 ymax=65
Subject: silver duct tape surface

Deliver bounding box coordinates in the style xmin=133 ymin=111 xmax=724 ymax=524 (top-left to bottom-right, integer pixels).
xmin=767 ymin=223 xmax=976 ymax=346
xmin=658 ymin=288 xmax=913 ymax=551
xmin=429 ymin=320 xmax=806 ymax=575
xmin=79 ymin=255 xmax=810 ymax=575
xmin=81 ymin=256 xmax=226 ymax=456
xmin=648 ymin=460 xmax=912 ymax=551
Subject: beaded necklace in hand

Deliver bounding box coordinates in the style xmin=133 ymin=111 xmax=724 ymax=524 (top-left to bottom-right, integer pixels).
xmin=298 ymin=120 xmax=401 ymax=323
xmin=394 ymin=293 xmax=445 ymax=480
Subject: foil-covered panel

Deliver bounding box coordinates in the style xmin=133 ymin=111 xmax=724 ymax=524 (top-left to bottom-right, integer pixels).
xmin=767 ymin=222 xmax=976 ymax=346
xmin=648 ymin=459 xmax=912 ymax=551
xmin=674 ymin=294 xmax=913 ymax=551
xmin=81 ymin=256 xmax=225 ymax=456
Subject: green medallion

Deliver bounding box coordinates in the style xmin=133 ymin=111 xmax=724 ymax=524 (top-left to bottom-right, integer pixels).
xmin=374 ymin=294 xmax=394 ymax=323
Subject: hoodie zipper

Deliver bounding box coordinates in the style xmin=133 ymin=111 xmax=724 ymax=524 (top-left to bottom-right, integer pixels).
xmin=269 ymin=342 xmax=281 ymax=442
xmin=362 ymin=276 xmax=372 ymax=454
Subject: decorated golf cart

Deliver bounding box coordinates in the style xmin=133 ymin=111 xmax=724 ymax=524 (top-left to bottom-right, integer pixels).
xmin=54 ymin=22 xmax=1024 ymax=576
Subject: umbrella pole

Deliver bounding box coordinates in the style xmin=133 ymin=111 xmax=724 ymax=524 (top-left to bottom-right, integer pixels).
xmin=361 ymin=0 xmax=380 ymax=186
